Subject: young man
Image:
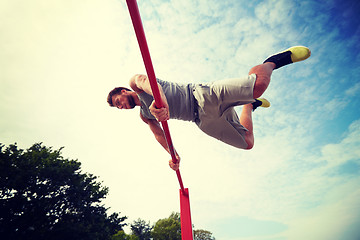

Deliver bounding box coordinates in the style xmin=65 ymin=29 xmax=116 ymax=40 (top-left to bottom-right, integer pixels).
xmin=107 ymin=46 xmax=311 ymax=171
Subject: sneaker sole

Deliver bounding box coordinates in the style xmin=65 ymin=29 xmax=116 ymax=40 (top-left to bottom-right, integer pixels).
xmin=257 ymin=98 xmax=270 ymax=108
xmin=285 ymin=46 xmax=311 ymax=63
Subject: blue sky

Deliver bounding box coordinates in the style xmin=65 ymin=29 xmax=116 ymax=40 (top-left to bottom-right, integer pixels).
xmin=1 ymin=0 xmax=360 ymax=239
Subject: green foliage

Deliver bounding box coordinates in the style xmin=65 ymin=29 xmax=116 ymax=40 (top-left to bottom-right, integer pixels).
xmin=152 ymin=212 xmax=181 ymax=240
xmin=111 ymin=230 xmax=139 ymax=240
xmin=194 ymin=229 xmax=216 ymax=240
xmin=112 ymin=230 xmax=129 ymax=240
xmin=130 ymin=218 xmax=152 ymax=240
xmin=0 ymin=143 xmax=127 ymax=240
xmin=129 ymin=235 xmax=140 ymax=240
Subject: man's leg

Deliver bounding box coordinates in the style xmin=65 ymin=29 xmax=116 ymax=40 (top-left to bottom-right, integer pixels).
xmin=240 ymin=46 xmax=311 ymax=149
xmin=239 ymin=62 xmax=275 ymax=149
xmin=249 ymin=62 xmax=276 ymax=99
xmin=250 ymin=46 xmax=311 ymax=98
xmin=240 ymin=103 xmax=254 ymax=149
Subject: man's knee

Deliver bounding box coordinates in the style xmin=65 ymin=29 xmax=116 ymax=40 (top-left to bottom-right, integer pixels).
xmin=245 ymin=142 xmax=254 ymax=150
xmin=245 ymin=138 xmax=254 ymax=150
xmin=253 ymin=75 xmax=270 ymax=98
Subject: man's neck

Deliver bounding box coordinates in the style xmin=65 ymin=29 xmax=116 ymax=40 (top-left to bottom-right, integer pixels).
xmin=131 ymin=92 xmax=142 ymax=106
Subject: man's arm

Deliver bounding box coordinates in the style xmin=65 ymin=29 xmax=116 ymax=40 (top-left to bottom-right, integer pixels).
xmin=130 ymin=74 xmax=170 ymax=122
xmin=140 ymin=113 xmax=180 ymax=171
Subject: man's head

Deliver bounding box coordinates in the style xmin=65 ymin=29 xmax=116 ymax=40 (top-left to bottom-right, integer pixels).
xmin=107 ymin=87 xmax=137 ymax=109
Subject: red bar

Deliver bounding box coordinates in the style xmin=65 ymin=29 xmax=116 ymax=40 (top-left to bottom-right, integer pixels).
xmin=126 ymin=2 xmax=193 ymax=239
xmin=180 ymin=188 xmax=193 ymax=240
xmin=126 ymin=0 xmax=185 ymax=193
xmin=125 ymin=0 xmax=161 ymax=107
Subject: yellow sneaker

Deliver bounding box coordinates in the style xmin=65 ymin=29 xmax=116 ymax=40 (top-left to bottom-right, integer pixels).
xmin=252 ymin=98 xmax=270 ymax=111
xmin=264 ymin=46 xmax=311 ymax=69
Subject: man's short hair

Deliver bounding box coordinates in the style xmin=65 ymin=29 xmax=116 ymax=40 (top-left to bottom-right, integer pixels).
xmin=107 ymin=87 xmax=132 ymax=106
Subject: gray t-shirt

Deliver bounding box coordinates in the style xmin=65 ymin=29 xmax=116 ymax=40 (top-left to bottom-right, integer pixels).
xmin=137 ymin=79 xmax=195 ymax=122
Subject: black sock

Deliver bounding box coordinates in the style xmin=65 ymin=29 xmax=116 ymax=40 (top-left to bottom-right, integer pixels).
xmin=263 ymin=50 xmax=292 ymax=69
xmin=252 ymin=99 xmax=262 ymax=112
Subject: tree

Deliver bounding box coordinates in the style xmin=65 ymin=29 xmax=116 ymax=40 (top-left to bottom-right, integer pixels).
xmin=0 ymin=143 xmax=127 ymax=240
xmin=112 ymin=230 xmax=130 ymax=240
xmin=151 ymin=212 xmax=181 ymax=240
xmin=131 ymin=218 xmax=152 ymax=240
xmin=194 ymin=229 xmax=216 ymax=240
xmin=111 ymin=230 xmax=139 ymax=240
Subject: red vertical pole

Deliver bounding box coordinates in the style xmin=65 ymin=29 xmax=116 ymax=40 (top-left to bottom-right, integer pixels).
xmin=180 ymin=188 xmax=194 ymax=240
xmin=125 ymin=1 xmax=193 ymax=239
xmin=125 ymin=0 xmax=185 ymax=194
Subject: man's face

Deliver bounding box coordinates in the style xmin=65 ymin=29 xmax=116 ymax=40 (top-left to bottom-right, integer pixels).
xmin=112 ymin=90 xmax=136 ymax=109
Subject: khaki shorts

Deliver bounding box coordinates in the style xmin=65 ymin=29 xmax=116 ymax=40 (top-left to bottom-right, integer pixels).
xmin=192 ymin=74 xmax=256 ymax=149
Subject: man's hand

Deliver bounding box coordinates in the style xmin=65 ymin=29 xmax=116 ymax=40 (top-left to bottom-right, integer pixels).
xmin=169 ymin=155 xmax=180 ymax=171
xmin=149 ymin=100 xmax=170 ymax=122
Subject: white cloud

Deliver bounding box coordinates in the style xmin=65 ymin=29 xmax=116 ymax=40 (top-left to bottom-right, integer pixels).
xmin=345 ymin=81 xmax=360 ymax=97
xmin=255 ymin=0 xmax=295 ymax=27
xmin=260 ymin=119 xmax=360 ymax=239
xmin=284 ymin=181 xmax=360 ymax=240
xmin=320 ymin=119 xmax=360 ymax=168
